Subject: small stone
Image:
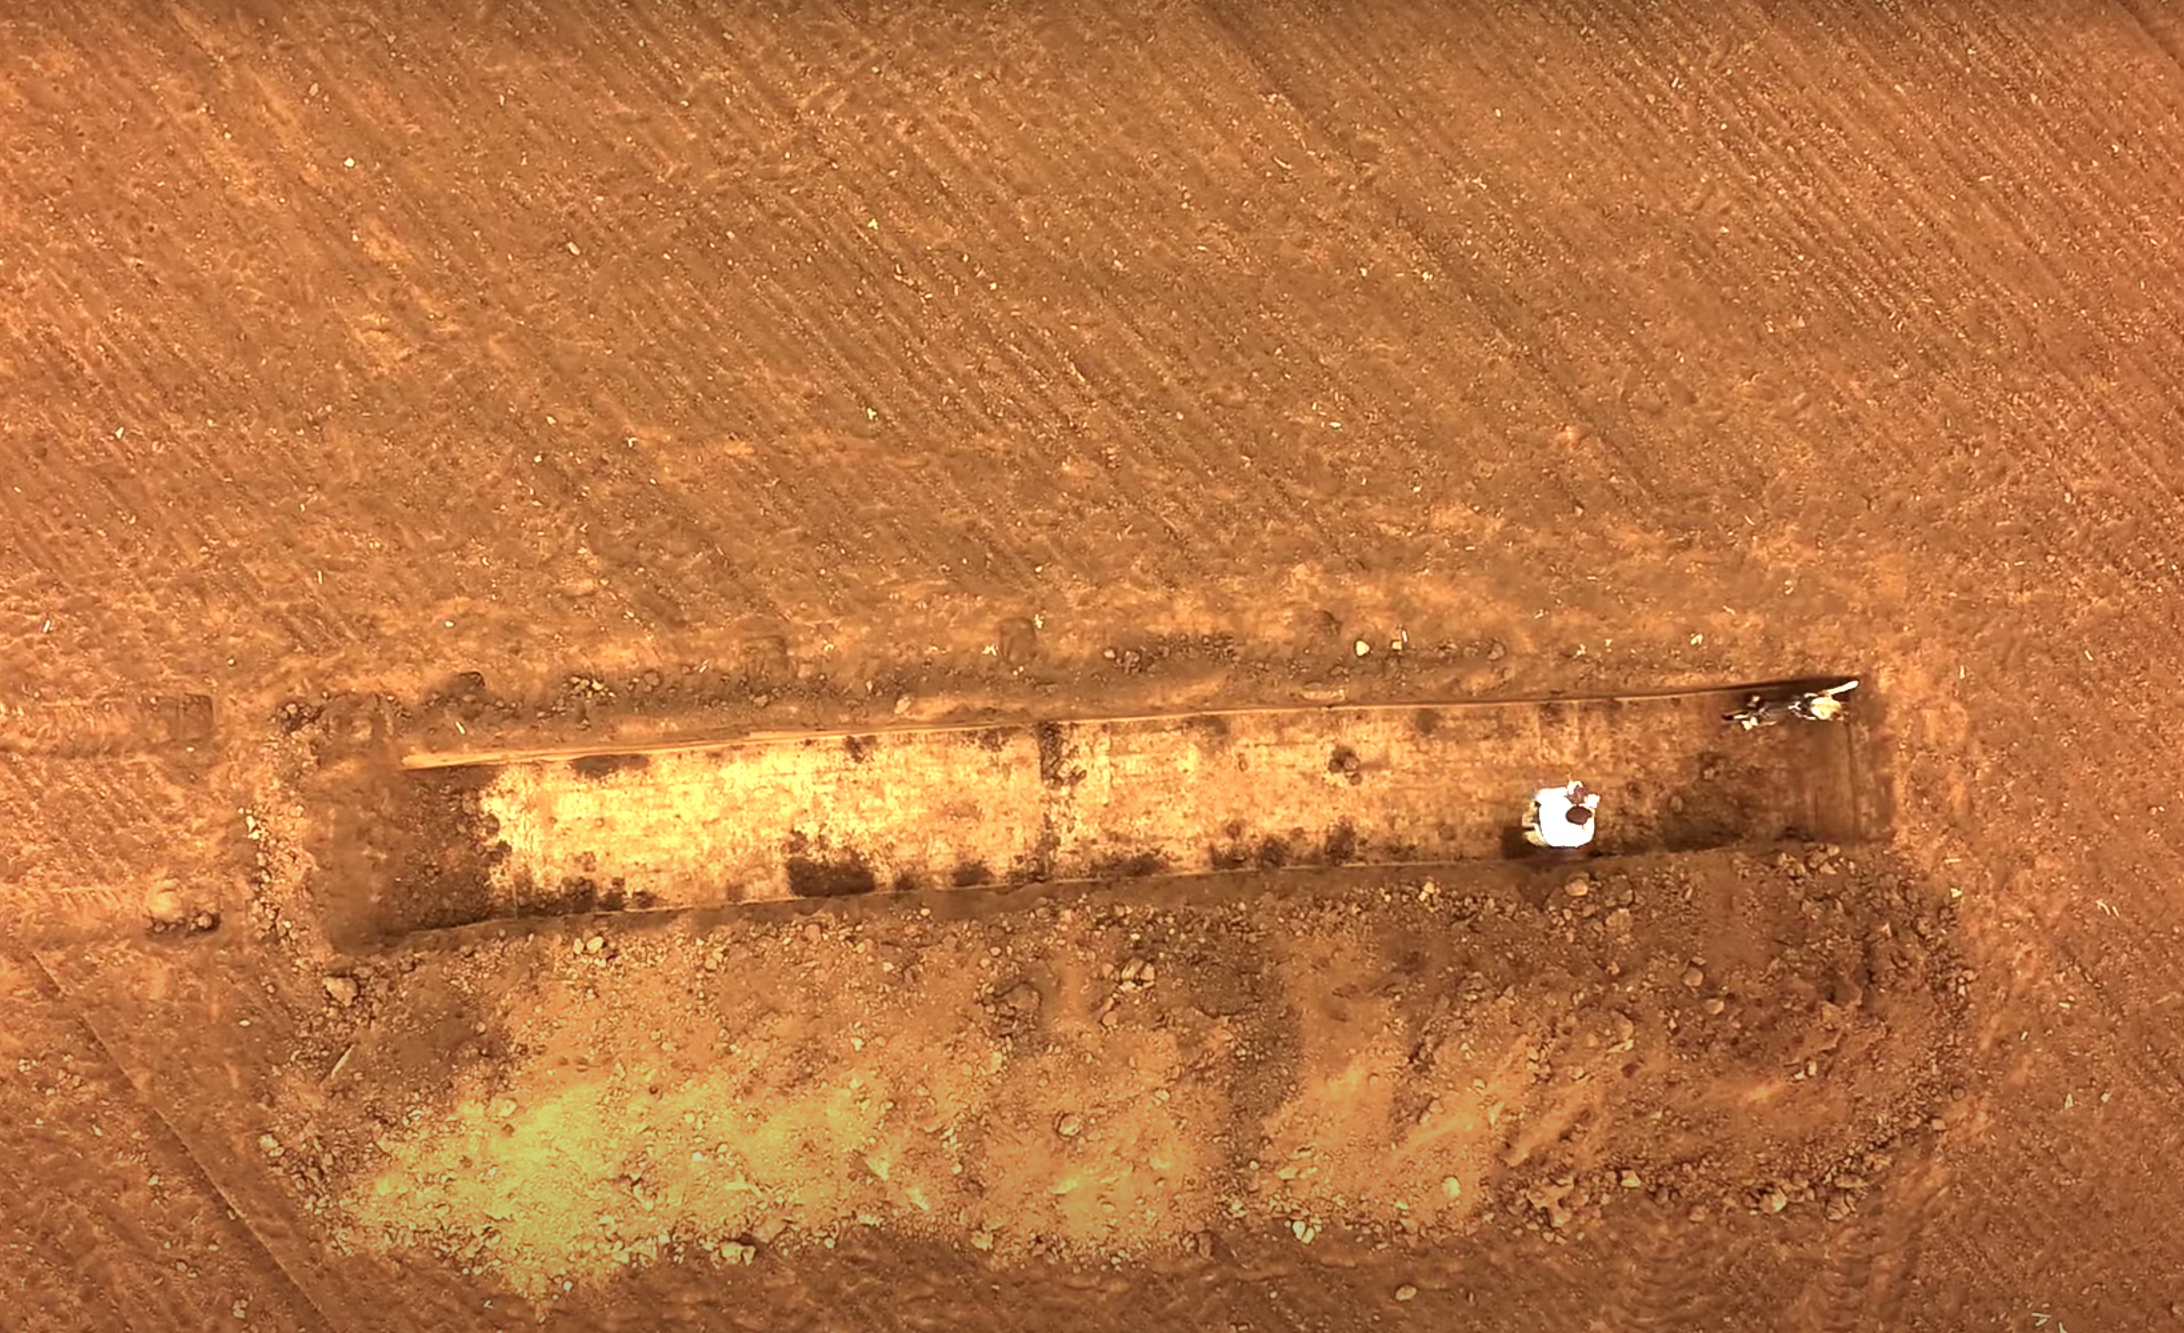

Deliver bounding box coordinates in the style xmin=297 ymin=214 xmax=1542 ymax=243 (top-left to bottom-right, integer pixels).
xmin=322 ymin=975 xmax=360 ymax=1007
xmin=893 ymin=695 xmax=914 ymax=716
xmin=1619 ymin=1170 xmax=1643 ymax=1189
xmin=1704 ymin=997 xmax=1726 ymax=1015
xmin=1764 ymin=1189 xmax=1788 ymax=1213
xmin=1682 ymin=966 xmax=1706 ymax=990
xmin=585 ymin=935 xmax=606 ymax=954
xmin=1055 ymin=1113 xmax=1084 ymax=1139
xmin=1354 ymin=638 xmax=1371 ymax=657
xmin=1440 ymin=1176 xmax=1462 ymax=1201
xmin=1394 ymin=1284 xmax=1418 ymax=1302
xmin=191 ymin=911 xmax=219 ymax=933
xmin=1563 ymin=876 xmax=1590 ymax=898
xmin=144 ymin=888 xmax=191 ymax=927
xmin=258 ymin=1134 xmax=283 ymax=1158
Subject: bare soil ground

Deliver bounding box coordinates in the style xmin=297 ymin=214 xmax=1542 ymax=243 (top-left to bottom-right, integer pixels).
xmin=5 ymin=1 xmax=2184 ymax=1330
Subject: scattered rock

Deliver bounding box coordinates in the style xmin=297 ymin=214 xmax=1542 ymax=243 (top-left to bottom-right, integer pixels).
xmin=1353 ymin=638 xmax=1371 ymax=657
xmin=1564 ymin=875 xmax=1591 ymax=898
xmin=1055 ymin=1113 xmax=1084 ymax=1139
xmin=1395 ymin=1284 xmax=1419 ymax=1302
xmin=322 ymin=975 xmax=360 ymax=1007
xmin=1682 ymin=966 xmax=1706 ymax=990
xmin=990 ymin=980 xmax=1042 ymax=1021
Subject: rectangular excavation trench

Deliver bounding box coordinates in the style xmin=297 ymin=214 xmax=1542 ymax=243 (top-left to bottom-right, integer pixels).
xmin=364 ymin=684 xmax=1888 ymax=935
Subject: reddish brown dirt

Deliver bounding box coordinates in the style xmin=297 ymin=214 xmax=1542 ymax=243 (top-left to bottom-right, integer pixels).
xmin=6 ymin=1 xmax=2184 ymax=1330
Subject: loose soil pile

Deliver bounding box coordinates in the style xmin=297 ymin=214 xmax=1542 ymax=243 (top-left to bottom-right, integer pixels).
xmin=279 ymin=847 xmax=1961 ymax=1300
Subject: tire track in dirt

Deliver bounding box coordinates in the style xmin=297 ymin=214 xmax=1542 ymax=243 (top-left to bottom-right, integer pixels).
xmin=1834 ymin=6 xmax=2184 ymax=563
xmin=1777 ymin=1151 xmax=1951 ymax=1333
xmin=0 ymin=12 xmax=418 ymax=683
xmin=1539 ymin=0 xmax=2184 ymax=610
xmin=1580 ymin=1214 xmax=1738 ymax=1330
xmin=701 ymin=3 xmax=1488 ymax=638
xmin=1194 ymin=1 xmax=1674 ymax=518
xmin=1086 ymin=11 xmax=1507 ymax=601
xmin=1938 ymin=3 xmax=2184 ymax=543
xmin=2118 ymin=0 xmax=2184 ymax=76
xmin=633 ymin=23 xmax=933 ymax=626
xmin=1822 ymin=4 xmax=2184 ymax=538
xmin=670 ymin=13 xmax=1132 ymax=627
xmin=1546 ymin=1 xmax=1987 ymax=524
xmin=0 ymin=950 xmax=327 ymax=1333
xmin=0 ymin=752 xmax=230 ymax=942
xmin=10 ymin=0 xmax=1628 ymax=695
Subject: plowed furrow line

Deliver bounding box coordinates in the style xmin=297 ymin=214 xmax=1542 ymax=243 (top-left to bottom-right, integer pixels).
xmin=1196 ymin=3 xmax=1671 ymax=510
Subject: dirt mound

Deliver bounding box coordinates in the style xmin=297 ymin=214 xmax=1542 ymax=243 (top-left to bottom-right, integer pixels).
xmin=294 ymin=845 xmax=1962 ymax=1298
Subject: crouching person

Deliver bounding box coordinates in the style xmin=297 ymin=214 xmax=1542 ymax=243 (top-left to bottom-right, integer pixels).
xmin=1523 ymin=781 xmax=1600 ymax=853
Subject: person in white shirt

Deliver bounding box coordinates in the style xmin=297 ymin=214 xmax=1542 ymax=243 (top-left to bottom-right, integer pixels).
xmin=1524 ymin=781 xmax=1600 ymax=850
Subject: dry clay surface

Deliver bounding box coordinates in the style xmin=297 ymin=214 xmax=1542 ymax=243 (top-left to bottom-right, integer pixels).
xmin=6 ymin=0 xmax=2184 ymax=1330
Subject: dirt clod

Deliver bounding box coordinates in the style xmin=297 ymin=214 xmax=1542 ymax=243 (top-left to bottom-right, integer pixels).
xmin=144 ymin=888 xmax=190 ymax=928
